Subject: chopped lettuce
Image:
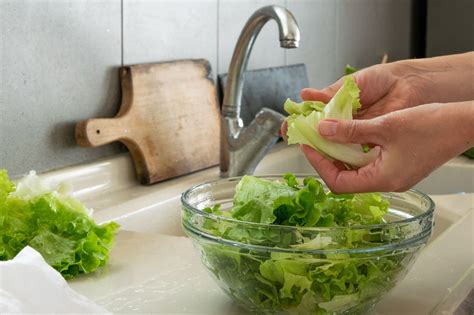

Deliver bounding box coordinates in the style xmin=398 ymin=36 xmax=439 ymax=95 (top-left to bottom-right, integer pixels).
xmin=225 ymin=174 xmax=388 ymax=228
xmin=284 ymin=75 xmax=379 ymax=168
xmin=194 ymin=174 xmax=416 ymax=314
xmin=0 ymin=170 xmax=119 ymax=279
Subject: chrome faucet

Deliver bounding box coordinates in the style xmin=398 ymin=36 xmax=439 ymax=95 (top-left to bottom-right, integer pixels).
xmin=220 ymin=5 xmax=300 ymax=177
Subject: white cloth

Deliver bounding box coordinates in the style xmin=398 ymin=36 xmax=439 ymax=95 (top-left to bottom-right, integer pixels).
xmin=0 ymin=246 xmax=109 ymax=314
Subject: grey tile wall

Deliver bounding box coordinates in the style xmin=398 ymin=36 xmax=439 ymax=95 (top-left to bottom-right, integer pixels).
xmin=426 ymin=0 xmax=474 ymax=57
xmin=374 ymin=0 xmax=411 ymax=62
xmin=336 ymin=0 xmax=379 ymax=73
xmin=0 ymin=0 xmax=412 ymax=177
xmin=217 ymin=0 xmax=286 ymax=74
xmin=0 ymin=0 xmax=123 ymax=178
xmin=335 ymin=0 xmax=411 ymax=75
xmin=123 ymin=0 xmax=218 ymax=80
xmin=286 ymin=0 xmax=338 ymax=88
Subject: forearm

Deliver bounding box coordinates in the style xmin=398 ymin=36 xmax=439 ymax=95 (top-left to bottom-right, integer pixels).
xmin=391 ymin=52 xmax=474 ymax=104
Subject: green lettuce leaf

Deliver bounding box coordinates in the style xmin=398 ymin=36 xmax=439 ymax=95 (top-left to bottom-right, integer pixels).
xmin=284 ymin=75 xmax=379 ymax=168
xmin=344 ymin=64 xmax=358 ymax=75
xmin=232 ymin=175 xmax=297 ymax=224
xmin=318 ymin=293 xmax=359 ymax=312
xmin=0 ymin=170 xmax=119 ymax=279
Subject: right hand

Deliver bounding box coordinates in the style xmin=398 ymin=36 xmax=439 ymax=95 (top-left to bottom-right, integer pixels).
xmin=301 ymin=101 xmax=474 ymax=193
xmin=301 ymin=62 xmax=427 ymax=119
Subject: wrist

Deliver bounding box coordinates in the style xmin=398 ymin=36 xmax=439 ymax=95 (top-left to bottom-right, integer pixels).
xmin=441 ymin=101 xmax=474 ymax=153
xmin=456 ymin=101 xmax=474 ymax=149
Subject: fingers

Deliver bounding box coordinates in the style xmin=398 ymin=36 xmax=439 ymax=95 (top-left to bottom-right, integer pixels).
xmin=316 ymin=72 xmax=368 ymax=101
xmin=300 ymin=89 xmax=333 ymax=103
xmin=307 ymin=65 xmax=398 ymax=113
xmin=302 ymin=145 xmax=386 ymax=193
xmin=318 ymin=119 xmax=383 ymax=145
xmin=301 ymin=145 xmax=341 ymax=184
xmin=320 ymin=79 xmax=344 ymax=98
xmin=300 ymin=71 xmax=363 ymax=104
xmin=328 ymin=168 xmax=385 ymax=194
xmin=280 ymin=121 xmax=288 ymax=142
xmin=300 ymin=77 xmax=345 ymax=103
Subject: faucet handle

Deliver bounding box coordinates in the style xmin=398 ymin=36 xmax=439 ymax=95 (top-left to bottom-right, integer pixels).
xmin=253 ymin=107 xmax=285 ymax=133
xmin=220 ymin=107 xmax=285 ymax=177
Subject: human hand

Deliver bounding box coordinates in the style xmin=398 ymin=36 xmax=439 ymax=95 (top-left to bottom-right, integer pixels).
xmin=302 ymin=52 xmax=474 ymax=120
xmin=300 ymin=63 xmax=426 ymax=119
xmin=300 ymin=101 xmax=474 ymax=193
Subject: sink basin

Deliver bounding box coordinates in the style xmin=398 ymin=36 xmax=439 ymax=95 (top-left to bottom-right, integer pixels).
xmin=35 ymin=142 xmax=472 ymax=314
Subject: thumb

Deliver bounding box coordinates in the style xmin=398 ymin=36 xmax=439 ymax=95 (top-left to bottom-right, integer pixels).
xmin=318 ymin=119 xmax=380 ymax=144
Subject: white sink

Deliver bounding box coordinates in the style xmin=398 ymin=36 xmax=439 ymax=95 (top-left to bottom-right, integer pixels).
xmin=36 ymin=143 xmax=473 ymax=314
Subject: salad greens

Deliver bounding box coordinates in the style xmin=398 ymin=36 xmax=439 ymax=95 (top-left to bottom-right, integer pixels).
xmin=192 ymin=174 xmax=415 ymax=314
xmin=344 ymin=64 xmax=358 ymax=75
xmin=284 ymin=75 xmax=379 ymax=168
xmin=0 ymin=170 xmax=119 ymax=279
xmin=463 ymin=147 xmax=474 ymax=159
xmin=212 ymin=174 xmax=389 ymax=228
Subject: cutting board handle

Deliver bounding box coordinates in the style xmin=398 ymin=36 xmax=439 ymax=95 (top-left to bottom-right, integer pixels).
xmin=76 ymin=67 xmax=133 ymax=147
xmin=76 ymin=117 xmax=130 ymax=147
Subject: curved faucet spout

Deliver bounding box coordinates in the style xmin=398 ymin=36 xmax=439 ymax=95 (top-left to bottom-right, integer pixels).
xmin=220 ymin=5 xmax=300 ymax=178
xmin=222 ymin=5 xmax=300 ymax=119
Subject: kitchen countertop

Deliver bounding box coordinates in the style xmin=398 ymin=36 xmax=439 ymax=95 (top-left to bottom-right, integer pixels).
xmin=35 ymin=143 xmax=473 ymax=314
xmin=68 ymin=194 xmax=473 ymax=315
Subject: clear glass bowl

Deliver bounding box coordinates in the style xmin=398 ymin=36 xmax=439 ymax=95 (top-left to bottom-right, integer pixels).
xmin=181 ymin=176 xmax=434 ymax=315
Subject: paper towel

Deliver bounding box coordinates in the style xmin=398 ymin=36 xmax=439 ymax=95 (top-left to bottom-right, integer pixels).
xmin=0 ymin=246 xmax=109 ymax=314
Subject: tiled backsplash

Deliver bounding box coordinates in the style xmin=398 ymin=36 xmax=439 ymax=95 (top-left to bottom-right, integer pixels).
xmin=0 ymin=0 xmax=411 ymax=177
xmin=426 ymin=0 xmax=473 ymax=57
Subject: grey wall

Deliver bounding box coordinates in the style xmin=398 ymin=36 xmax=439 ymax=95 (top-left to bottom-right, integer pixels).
xmin=426 ymin=0 xmax=474 ymax=57
xmin=0 ymin=0 xmax=412 ymax=178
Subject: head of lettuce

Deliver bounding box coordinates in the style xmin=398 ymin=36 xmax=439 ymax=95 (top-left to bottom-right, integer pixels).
xmin=0 ymin=170 xmax=119 ymax=279
xmin=284 ymin=75 xmax=379 ymax=168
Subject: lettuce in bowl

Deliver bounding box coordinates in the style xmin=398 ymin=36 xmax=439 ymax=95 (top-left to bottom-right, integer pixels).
xmin=182 ymin=174 xmax=434 ymax=314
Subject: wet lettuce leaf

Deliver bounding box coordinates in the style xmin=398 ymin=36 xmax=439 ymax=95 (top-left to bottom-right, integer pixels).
xmin=284 ymin=75 xmax=379 ymax=168
xmin=209 ymin=174 xmax=389 ymax=228
xmin=0 ymin=170 xmax=119 ymax=279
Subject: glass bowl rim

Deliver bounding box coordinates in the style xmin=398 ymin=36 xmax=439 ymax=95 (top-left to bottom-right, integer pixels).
xmin=181 ymin=174 xmax=435 ymax=232
xmin=182 ymin=220 xmax=433 ymax=254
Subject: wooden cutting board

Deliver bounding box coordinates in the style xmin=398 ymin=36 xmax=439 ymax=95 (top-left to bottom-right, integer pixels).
xmin=75 ymin=59 xmax=220 ymax=184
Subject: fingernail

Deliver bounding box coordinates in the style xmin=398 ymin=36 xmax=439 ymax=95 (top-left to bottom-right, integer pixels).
xmin=319 ymin=120 xmax=337 ymax=136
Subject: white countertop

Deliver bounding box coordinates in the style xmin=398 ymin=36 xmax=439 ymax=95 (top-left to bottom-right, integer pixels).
xmin=35 ymin=143 xmax=473 ymax=314
xmin=68 ymin=194 xmax=473 ymax=315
